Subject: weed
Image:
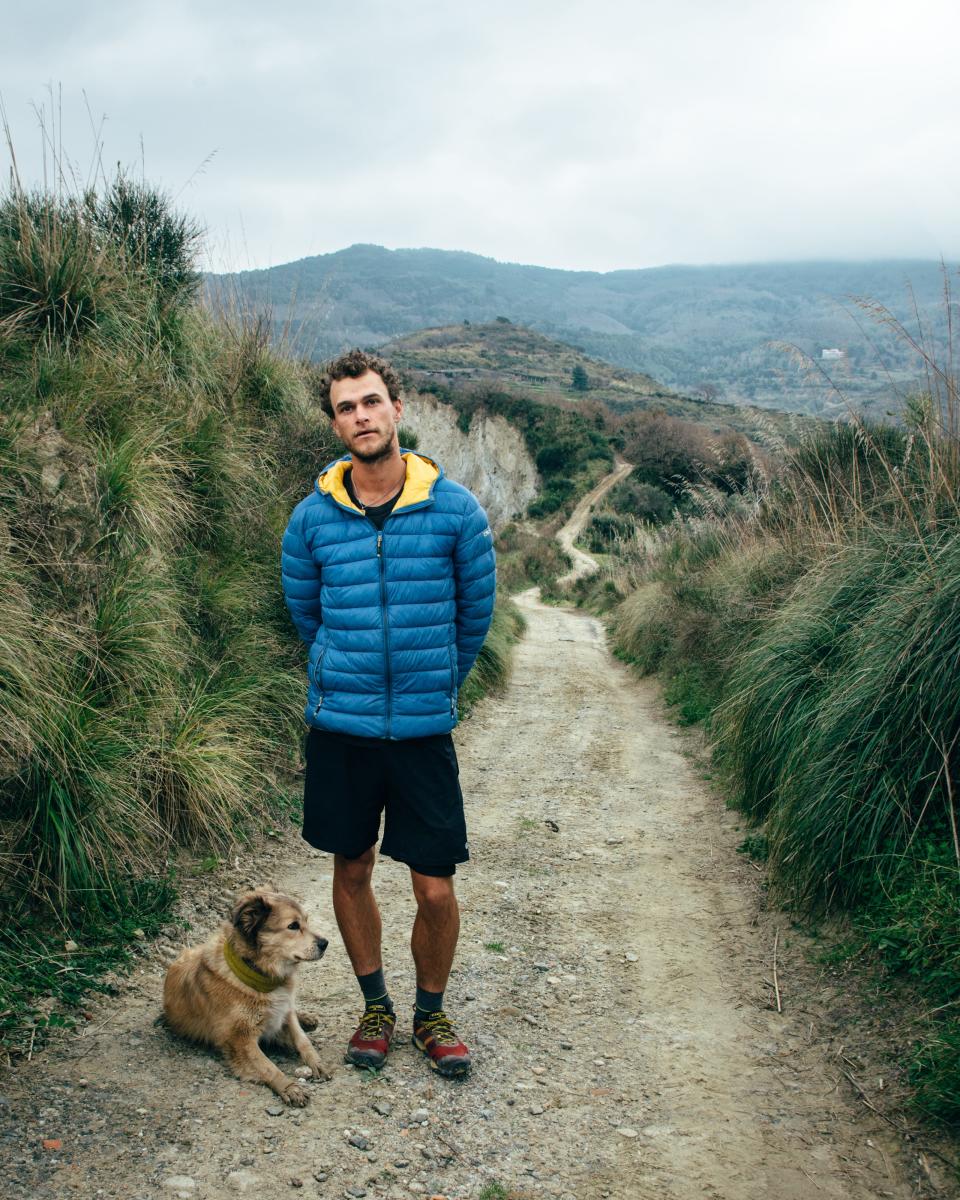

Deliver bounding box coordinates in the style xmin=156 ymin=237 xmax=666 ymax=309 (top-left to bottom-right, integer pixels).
xmin=484 ymin=941 xmax=505 ymax=953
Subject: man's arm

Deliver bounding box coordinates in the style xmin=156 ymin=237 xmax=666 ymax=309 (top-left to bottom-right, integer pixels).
xmin=453 ymin=495 xmax=496 ymax=681
xmin=281 ymin=500 xmax=323 ymax=644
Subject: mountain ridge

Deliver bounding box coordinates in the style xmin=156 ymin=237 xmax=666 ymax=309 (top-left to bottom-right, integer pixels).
xmin=207 ymin=245 xmax=953 ymax=416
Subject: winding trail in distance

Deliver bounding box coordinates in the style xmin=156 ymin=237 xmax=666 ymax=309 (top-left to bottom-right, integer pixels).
xmin=555 ymin=457 xmax=633 ymax=586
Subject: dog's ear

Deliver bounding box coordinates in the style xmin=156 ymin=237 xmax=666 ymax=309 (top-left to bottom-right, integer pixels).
xmin=231 ymin=892 xmax=272 ymax=942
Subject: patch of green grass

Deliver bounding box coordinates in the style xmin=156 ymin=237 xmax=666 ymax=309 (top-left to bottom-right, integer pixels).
xmin=737 ymin=833 xmax=769 ymax=862
xmin=0 ymin=874 xmax=177 ymax=1059
xmin=478 ymin=1185 xmax=508 ymax=1200
xmin=483 ymin=941 xmax=505 ymax=953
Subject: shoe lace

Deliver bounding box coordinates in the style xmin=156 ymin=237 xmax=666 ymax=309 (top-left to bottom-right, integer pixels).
xmin=418 ymin=1009 xmax=460 ymax=1046
xmin=358 ymin=1004 xmax=393 ymax=1039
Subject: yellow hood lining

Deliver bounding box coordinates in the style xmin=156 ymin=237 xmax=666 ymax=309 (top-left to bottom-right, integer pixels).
xmin=318 ymin=451 xmax=440 ymax=514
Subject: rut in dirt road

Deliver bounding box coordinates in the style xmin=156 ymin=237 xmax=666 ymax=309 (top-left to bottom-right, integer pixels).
xmin=3 ymin=593 xmax=926 ymax=1200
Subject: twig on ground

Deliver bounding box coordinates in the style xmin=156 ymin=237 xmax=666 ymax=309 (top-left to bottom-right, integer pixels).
xmin=772 ymin=928 xmax=782 ymax=1013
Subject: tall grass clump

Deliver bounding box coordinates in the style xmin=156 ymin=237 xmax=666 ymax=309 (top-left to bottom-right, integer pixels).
xmin=603 ymin=278 xmax=960 ymax=1123
xmin=0 ymin=161 xmax=347 ymax=1055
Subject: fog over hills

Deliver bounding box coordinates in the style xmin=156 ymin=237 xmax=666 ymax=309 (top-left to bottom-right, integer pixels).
xmin=208 ymin=247 xmax=953 ymax=416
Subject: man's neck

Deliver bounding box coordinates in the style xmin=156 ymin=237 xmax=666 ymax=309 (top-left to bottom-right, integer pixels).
xmin=349 ymin=449 xmax=407 ymax=504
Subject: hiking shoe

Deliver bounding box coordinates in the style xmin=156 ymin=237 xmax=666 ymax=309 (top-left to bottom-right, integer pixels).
xmin=345 ymin=1004 xmax=396 ymax=1069
xmin=411 ymin=1008 xmax=472 ymax=1078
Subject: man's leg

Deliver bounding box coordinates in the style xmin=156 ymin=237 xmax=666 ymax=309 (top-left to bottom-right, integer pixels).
xmin=333 ymin=848 xmax=397 ymax=1068
xmin=409 ymin=869 xmax=471 ymax=1077
xmin=332 ymin=848 xmax=381 ymax=975
xmin=410 ymin=870 xmax=460 ymax=992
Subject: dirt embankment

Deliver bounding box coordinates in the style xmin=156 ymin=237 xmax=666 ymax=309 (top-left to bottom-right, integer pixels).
xmin=1 ymin=590 xmax=955 ymax=1199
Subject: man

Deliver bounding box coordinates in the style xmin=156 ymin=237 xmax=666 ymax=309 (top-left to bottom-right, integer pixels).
xmin=281 ymin=348 xmax=495 ymax=1079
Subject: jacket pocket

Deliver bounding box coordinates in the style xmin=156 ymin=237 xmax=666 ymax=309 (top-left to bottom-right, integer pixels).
xmin=448 ymin=644 xmax=458 ymax=716
xmin=311 ymin=643 xmax=326 ymax=714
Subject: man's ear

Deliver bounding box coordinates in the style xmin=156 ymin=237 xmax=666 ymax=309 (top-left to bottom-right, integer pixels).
xmin=231 ymin=892 xmax=272 ymax=942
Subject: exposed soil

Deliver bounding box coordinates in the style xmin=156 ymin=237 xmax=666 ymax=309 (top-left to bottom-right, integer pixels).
xmin=3 ymin=584 xmax=957 ymax=1199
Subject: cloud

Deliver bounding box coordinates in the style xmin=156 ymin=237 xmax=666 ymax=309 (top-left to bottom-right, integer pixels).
xmin=2 ymin=0 xmax=959 ymax=271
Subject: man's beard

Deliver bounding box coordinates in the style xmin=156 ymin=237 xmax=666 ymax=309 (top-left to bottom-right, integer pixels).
xmin=351 ymin=433 xmax=394 ymax=463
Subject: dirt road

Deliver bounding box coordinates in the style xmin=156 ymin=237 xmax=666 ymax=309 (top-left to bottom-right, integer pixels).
xmin=1 ymin=592 xmax=941 ymax=1199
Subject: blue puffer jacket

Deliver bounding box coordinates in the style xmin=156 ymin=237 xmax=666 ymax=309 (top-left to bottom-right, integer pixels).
xmin=281 ymin=450 xmax=496 ymax=740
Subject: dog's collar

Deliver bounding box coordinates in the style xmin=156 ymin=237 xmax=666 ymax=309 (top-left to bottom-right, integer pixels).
xmin=223 ymin=938 xmax=285 ymax=993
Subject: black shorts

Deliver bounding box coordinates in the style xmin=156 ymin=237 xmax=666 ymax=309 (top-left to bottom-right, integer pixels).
xmin=302 ymin=729 xmax=468 ymax=877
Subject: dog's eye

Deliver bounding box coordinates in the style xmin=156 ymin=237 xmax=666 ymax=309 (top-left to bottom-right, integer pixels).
xmin=287 ymin=921 xmax=301 ymax=931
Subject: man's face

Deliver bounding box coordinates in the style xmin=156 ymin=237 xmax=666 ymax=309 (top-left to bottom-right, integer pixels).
xmin=329 ymin=370 xmax=403 ymax=463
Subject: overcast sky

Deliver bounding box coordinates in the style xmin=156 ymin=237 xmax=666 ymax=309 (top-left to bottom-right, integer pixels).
xmin=2 ymin=0 xmax=959 ymax=273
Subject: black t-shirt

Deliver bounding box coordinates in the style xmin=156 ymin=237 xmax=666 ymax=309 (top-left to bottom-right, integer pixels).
xmin=344 ymin=469 xmax=402 ymax=530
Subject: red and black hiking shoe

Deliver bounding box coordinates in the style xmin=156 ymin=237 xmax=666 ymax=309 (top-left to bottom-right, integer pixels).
xmin=411 ymin=1008 xmax=472 ymax=1078
xmin=345 ymin=1004 xmax=396 ymax=1070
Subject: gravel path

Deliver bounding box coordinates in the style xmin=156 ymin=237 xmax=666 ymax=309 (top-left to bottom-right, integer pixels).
xmin=0 ymin=591 xmax=938 ymax=1200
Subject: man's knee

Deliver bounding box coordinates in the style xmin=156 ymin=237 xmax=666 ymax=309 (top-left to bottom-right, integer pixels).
xmin=334 ymin=848 xmax=376 ymax=893
xmin=410 ymin=870 xmax=456 ymax=913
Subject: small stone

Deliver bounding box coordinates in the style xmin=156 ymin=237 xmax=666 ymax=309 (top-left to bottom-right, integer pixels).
xmin=393 ymin=1159 xmax=410 ymax=1169
xmin=506 ymin=1098 xmax=515 ymax=1106
xmin=348 ymin=1134 xmax=370 ymax=1150
xmin=290 ymin=1181 xmax=303 ymax=1190
xmin=64 ymin=940 xmax=79 ymax=953
xmin=531 ymin=1066 xmax=547 ymax=1076
xmin=373 ymin=1100 xmax=393 ymax=1116
xmin=529 ymin=1105 xmax=544 ymax=1116
xmin=522 ymin=1014 xmax=537 ymax=1026
xmin=226 ymin=1170 xmax=262 ymax=1193
xmin=533 ymin=962 xmax=551 ymax=971
xmin=560 ymin=1041 xmax=573 ymax=1050
xmin=77 ymin=1079 xmax=89 ymax=1087
xmin=133 ymin=928 xmax=146 ymax=940
xmin=464 ymin=993 xmax=477 ymax=1001
xmin=625 ymin=953 xmax=638 ymax=963
xmin=346 ymin=1189 xmax=367 ymax=1198
xmin=479 ymin=1108 xmax=492 ymax=1119
xmin=499 ymin=1005 xmax=521 ymax=1018
xmin=617 ymin=1127 xmax=638 ymax=1139
xmin=265 ymin=1105 xmax=284 ymax=1116
xmin=42 ymin=1138 xmax=62 ymax=1151
xmin=593 ymin=1058 xmax=605 ymax=1066
xmin=312 ymin=1172 xmax=328 ymax=1183
xmin=409 ymin=1108 xmax=429 ymax=1123
xmin=294 ymin=1066 xmax=313 ymax=1079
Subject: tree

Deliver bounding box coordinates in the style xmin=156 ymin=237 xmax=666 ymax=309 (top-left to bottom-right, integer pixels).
xmin=571 ymin=364 xmax=589 ymax=392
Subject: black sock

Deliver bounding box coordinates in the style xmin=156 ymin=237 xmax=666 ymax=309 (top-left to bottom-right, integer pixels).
xmin=415 ymin=985 xmax=444 ymax=1016
xmin=357 ymin=967 xmax=393 ymax=1011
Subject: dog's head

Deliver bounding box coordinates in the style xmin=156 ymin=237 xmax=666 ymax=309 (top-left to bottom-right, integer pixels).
xmin=230 ymin=889 xmax=328 ymax=977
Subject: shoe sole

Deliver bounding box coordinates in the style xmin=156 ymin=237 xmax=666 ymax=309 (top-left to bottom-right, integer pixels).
xmin=345 ymin=1048 xmax=388 ymax=1069
xmin=411 ymin=1034 xmax=471 ymax=1078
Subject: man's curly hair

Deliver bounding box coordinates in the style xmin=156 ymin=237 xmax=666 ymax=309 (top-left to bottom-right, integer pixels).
xmin=316 ymin=348 xmax=403 ymax=418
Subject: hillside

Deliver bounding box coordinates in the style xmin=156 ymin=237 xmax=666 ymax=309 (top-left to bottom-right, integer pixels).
xmin=385 ymin=320 xmax=798 ymax=440
xmin=207 ymin=245 xmax=952 ymax=417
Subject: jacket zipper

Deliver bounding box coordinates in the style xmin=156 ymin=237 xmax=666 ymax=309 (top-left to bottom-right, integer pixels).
xmin=449 ymin=643 xmax=458 ymax=717
xmin=377 ymin=531 xmax=393 ymax=738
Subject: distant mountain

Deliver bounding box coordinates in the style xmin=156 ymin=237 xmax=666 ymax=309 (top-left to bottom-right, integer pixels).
xmin=207 ymin=246 xmax=953 ymax=416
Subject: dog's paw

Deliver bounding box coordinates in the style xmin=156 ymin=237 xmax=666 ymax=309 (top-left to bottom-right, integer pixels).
xmin=301 ymin=1052 xmax=331 ymax=1082
xmin=297 ymin=1011 xmax=319 ymax=1032
xmin=281 ymin=1080 xmax=309 ymax=1107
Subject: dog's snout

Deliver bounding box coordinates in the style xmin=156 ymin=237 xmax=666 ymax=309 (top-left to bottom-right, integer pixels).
xmin=316 ymin=936 xmax=328 ymax=956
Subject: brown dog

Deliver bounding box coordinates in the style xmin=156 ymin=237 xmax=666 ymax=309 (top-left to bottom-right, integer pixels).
xmin=162 ymin=888 xmax=331 ymax=1105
